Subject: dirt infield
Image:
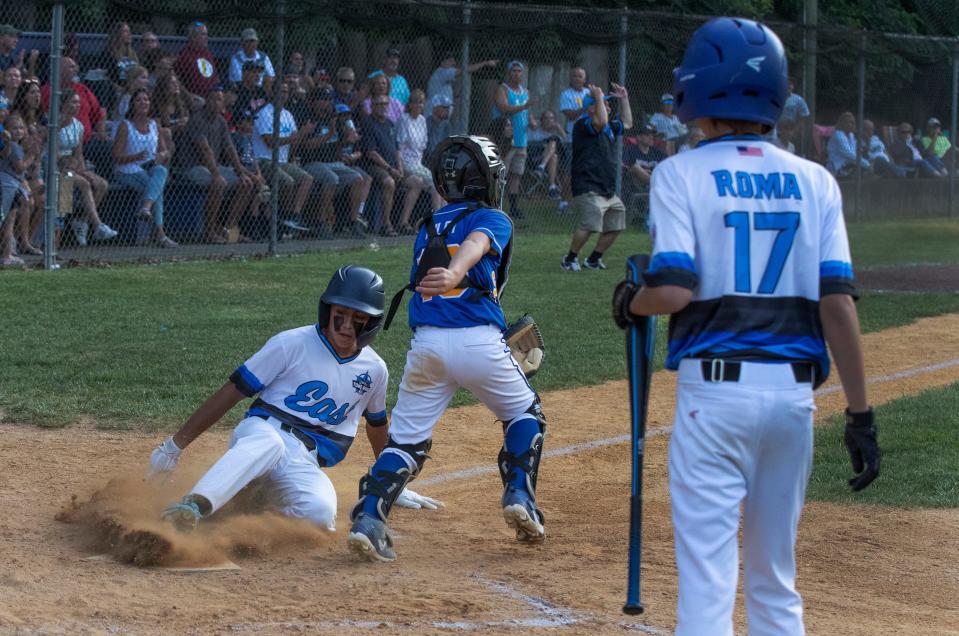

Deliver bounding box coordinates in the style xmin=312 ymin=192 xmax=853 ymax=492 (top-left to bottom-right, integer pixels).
xmin=857 ymin=263 xmax=959 ymax=293
xmin=2 ymin=314 xmax=959 ymax=635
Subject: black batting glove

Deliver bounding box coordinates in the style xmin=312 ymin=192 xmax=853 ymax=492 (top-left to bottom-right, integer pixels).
xmin=844 ymin=408 xmax=881 ymax=491
xmin=612 ymin=280 xmax=639 ymax=330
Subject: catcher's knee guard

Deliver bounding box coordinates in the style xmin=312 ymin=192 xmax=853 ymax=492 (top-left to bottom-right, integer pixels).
xmin=351 ymin=437 xmax=432 ymax=522
xmin=498 ymin=401 xmax=547 ymax=496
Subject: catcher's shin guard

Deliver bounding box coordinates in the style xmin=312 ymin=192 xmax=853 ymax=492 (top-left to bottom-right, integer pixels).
xmin=498 ymin=401 xmax=547 ymax=496
xmin=351 ymin=438 xmax=432 ymax=522
xmin=499 ymin=402 xmax=547 ymax=542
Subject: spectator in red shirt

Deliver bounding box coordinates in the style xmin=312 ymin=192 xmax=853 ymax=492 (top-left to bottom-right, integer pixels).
xmin=41 ymin=57 xmax=108 ymax=145
xmin=174 ymin=21 xmax=221 ymax=101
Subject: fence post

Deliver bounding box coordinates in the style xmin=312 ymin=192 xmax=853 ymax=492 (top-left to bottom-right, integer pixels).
xmin=950 ymin=40 xmax=958 ymax=218
xmin=269 ymin=0 xmax=286 ymax=256
xmin=615 ymin=11 xmax=627 ymax=198
xmin=43 ymin=3 xmax=65 ymax=270
xmin=457 ymin=0 xmax=472 ymax=135
xmin=802 ymin=0 xmax=818 ymax=158
xmin=854 ymin=30 xmax=865 ymax=223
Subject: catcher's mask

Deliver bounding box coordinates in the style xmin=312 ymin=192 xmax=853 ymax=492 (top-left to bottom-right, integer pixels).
xmin=430 ymin=135 xmax=506 ymax=209
xmin=318 ymin=265 xmax=385 ymax=350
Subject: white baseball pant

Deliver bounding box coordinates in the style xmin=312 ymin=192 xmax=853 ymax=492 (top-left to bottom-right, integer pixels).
xmin=669 ymin=359 xmax=815 ymax=636
xmin=191 ymin=415 xmax=338 ymax=530
xmin=388 ymin=324 xmax=536 ymax=444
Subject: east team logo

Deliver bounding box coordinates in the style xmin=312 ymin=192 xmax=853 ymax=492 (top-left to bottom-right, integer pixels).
xmin=352 ymin=372 xmax=373 ymax=395
xmin=285 ymin=380 xmax=352 ymax=426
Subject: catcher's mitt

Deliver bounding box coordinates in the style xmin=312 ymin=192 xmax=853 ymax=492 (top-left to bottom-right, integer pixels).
xmin=505 ymin=314 xmax=545 ymax=378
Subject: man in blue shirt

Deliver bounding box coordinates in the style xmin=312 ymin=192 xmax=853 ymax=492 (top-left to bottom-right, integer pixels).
xmin=347 ymin=135 xmax=548 ymax=562
xmin=562 ymin=83 xmax=633 ymax=272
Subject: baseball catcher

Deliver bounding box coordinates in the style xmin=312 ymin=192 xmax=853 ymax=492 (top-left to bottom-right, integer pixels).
xmin=348 ymin=135 xmax=547 ymax=562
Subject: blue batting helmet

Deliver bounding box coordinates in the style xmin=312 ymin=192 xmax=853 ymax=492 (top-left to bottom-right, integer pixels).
xmin=671 ymin=17 xmax=788 ymax=127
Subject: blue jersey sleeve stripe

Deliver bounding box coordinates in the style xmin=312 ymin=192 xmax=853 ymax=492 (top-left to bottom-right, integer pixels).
xmin=230 ymin=364 xmax=264 ymax=397
xmin=364 ymin=409 xmax=388 ymax=427
xmin=650 ymin=251 xmax=696 ymax=274
xmin=820 ymin=261 xmax=854 ymax=280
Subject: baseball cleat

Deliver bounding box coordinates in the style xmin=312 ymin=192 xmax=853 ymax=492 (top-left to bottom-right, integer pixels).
xmin=502 ymin=487 xmax=545 ymax=543
xmin=583 ymin=257 xmax=607 ymax=270
xmin=561 ymin=256 xmax=581 ymax=272
xmin=161 ymin=499 xmax=202 ymax=533
xmin=347 ymin=512 xmax=396 ymax=562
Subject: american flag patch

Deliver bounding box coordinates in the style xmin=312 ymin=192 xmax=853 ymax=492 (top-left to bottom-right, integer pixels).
xmin=737 ymin=146 xmax=763 ymax=157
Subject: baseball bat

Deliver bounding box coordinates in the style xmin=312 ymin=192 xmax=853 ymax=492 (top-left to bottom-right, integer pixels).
xmin=623 ymin=254 xmax=656 ymax=616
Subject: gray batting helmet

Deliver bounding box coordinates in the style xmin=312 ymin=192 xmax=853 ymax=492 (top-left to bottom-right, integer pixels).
xmin=318 ymin=265 xmax=385 ymax=349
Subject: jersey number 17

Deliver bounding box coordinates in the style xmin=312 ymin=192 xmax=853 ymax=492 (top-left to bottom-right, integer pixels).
xmin=724 ymin=211 xmax=800 ymax=294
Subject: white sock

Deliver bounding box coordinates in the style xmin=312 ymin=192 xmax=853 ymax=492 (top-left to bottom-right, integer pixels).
xmin=357 ymin=202 xmax=366 ymax=217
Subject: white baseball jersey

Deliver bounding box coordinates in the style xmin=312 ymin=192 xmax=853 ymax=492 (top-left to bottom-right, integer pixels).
xmin=230 ymin=324 xmax=388 ymax=467
xmin=647 ymin=135 xmax=856 ymax=380
xmin=649 ymin=135 xmax=856 ymax=636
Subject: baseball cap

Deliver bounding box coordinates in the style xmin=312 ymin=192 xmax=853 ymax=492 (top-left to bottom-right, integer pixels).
xmin=312 ymin=67 xmax=331 ymax=82
xmin=233 ymin=108 xmax=254 ymax=121
xmin=927 ymin=117 xmax=942 ymax=127
xmin=241 ymin=28 xmax=258 ymax=42
xmin=385 ymin=48 xmax=401 ymax=58
xmin=209 ymin=84 xmax=225 ymax=93
xmin=637 ymin=124 xmax=656 ymax=135
xmin=334 ymin=103 xmax=351 ymax=114
xmin=242 ymin=60 xmax=264 ymax=72
xmin=582 ymin=94 xmax=612 ymax=108
xmin=506 ymin=60 xmax=525 ymax=72
xmin=0 ymin=24 xmax=21 ymax=37
xmin=661 ymin=93 xmax=675 ymax=104
xmin=310 ymin=86 xmax=335 ymax=101
xmin=429 ymin=94 xmax=453 ymax=109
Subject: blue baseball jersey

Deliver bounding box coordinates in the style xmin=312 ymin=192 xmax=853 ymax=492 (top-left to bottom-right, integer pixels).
xmin=407 ymin=203 xmax=512 ymax=331
xmin=646 ymin=135 xmax=857 ymax=381
xmin=230 ymin=325 xmax=388 ymax=467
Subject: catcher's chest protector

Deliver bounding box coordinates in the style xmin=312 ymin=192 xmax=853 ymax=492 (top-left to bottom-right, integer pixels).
xmin=383 ymin=205 xmax=513 ymax=330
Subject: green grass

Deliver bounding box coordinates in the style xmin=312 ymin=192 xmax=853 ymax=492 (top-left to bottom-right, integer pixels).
xmin=1 ymin=217 xmax=957 ymax=429
xmin=847 ymin=217 xmax=959 ymax=267
xmin=807 ymin=382 xmax=959 ymax=508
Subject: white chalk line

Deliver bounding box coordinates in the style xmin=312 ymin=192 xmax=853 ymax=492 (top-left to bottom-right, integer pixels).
xmin=88 ymin=358 xmax=959 ymax=635
xmin=412 ymin=357 xmax=959 ymax=631
xmin=223 ymin=575 xmax=668 ymax=633
xmin=422 ymin=356 xmax=959 ymax=491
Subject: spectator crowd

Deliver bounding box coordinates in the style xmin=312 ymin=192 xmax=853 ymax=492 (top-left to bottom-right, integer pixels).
xmin=0 ymin=20 xmax=955 ymax=266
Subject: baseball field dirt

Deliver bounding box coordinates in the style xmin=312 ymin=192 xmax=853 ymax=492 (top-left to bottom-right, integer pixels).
xmin=2 ymin=312 xmax=958 ymax=635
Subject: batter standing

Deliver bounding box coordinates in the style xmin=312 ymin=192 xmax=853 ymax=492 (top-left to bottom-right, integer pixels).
xmin=148 ymin=265 xmax=440 ymax=532
xmin=615 ymin=18 xmax=880 ymax=635
xmin=347 ymin=135 xmax=547 ymax=562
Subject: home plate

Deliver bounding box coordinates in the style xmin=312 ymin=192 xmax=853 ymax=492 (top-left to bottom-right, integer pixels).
xmin=82 ymin=553 xmax=241 ymax=571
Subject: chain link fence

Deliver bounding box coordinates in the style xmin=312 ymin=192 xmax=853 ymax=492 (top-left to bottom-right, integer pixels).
xmin=1 ymin=0 xmax=957 ymax=268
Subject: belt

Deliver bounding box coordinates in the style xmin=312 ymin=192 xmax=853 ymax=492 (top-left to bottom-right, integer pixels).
xmin=279 ymin=423 xmax=317 ymax=452
xmin=700 ymin=359 xmax=814 ymax=384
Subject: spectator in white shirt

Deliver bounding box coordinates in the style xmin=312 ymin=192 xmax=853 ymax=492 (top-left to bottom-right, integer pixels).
xmin=649 ymin=93 xmax=688 ymax=143
xmin=228 ymin=28 xmax=275 ymax=94
xmin=253 ymin=82 xmax=315 ymax=233
xmin=426 ymin=54 xmax=498 ymax=113
xmin=559 ymin=67 xmax=589 ymax=140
